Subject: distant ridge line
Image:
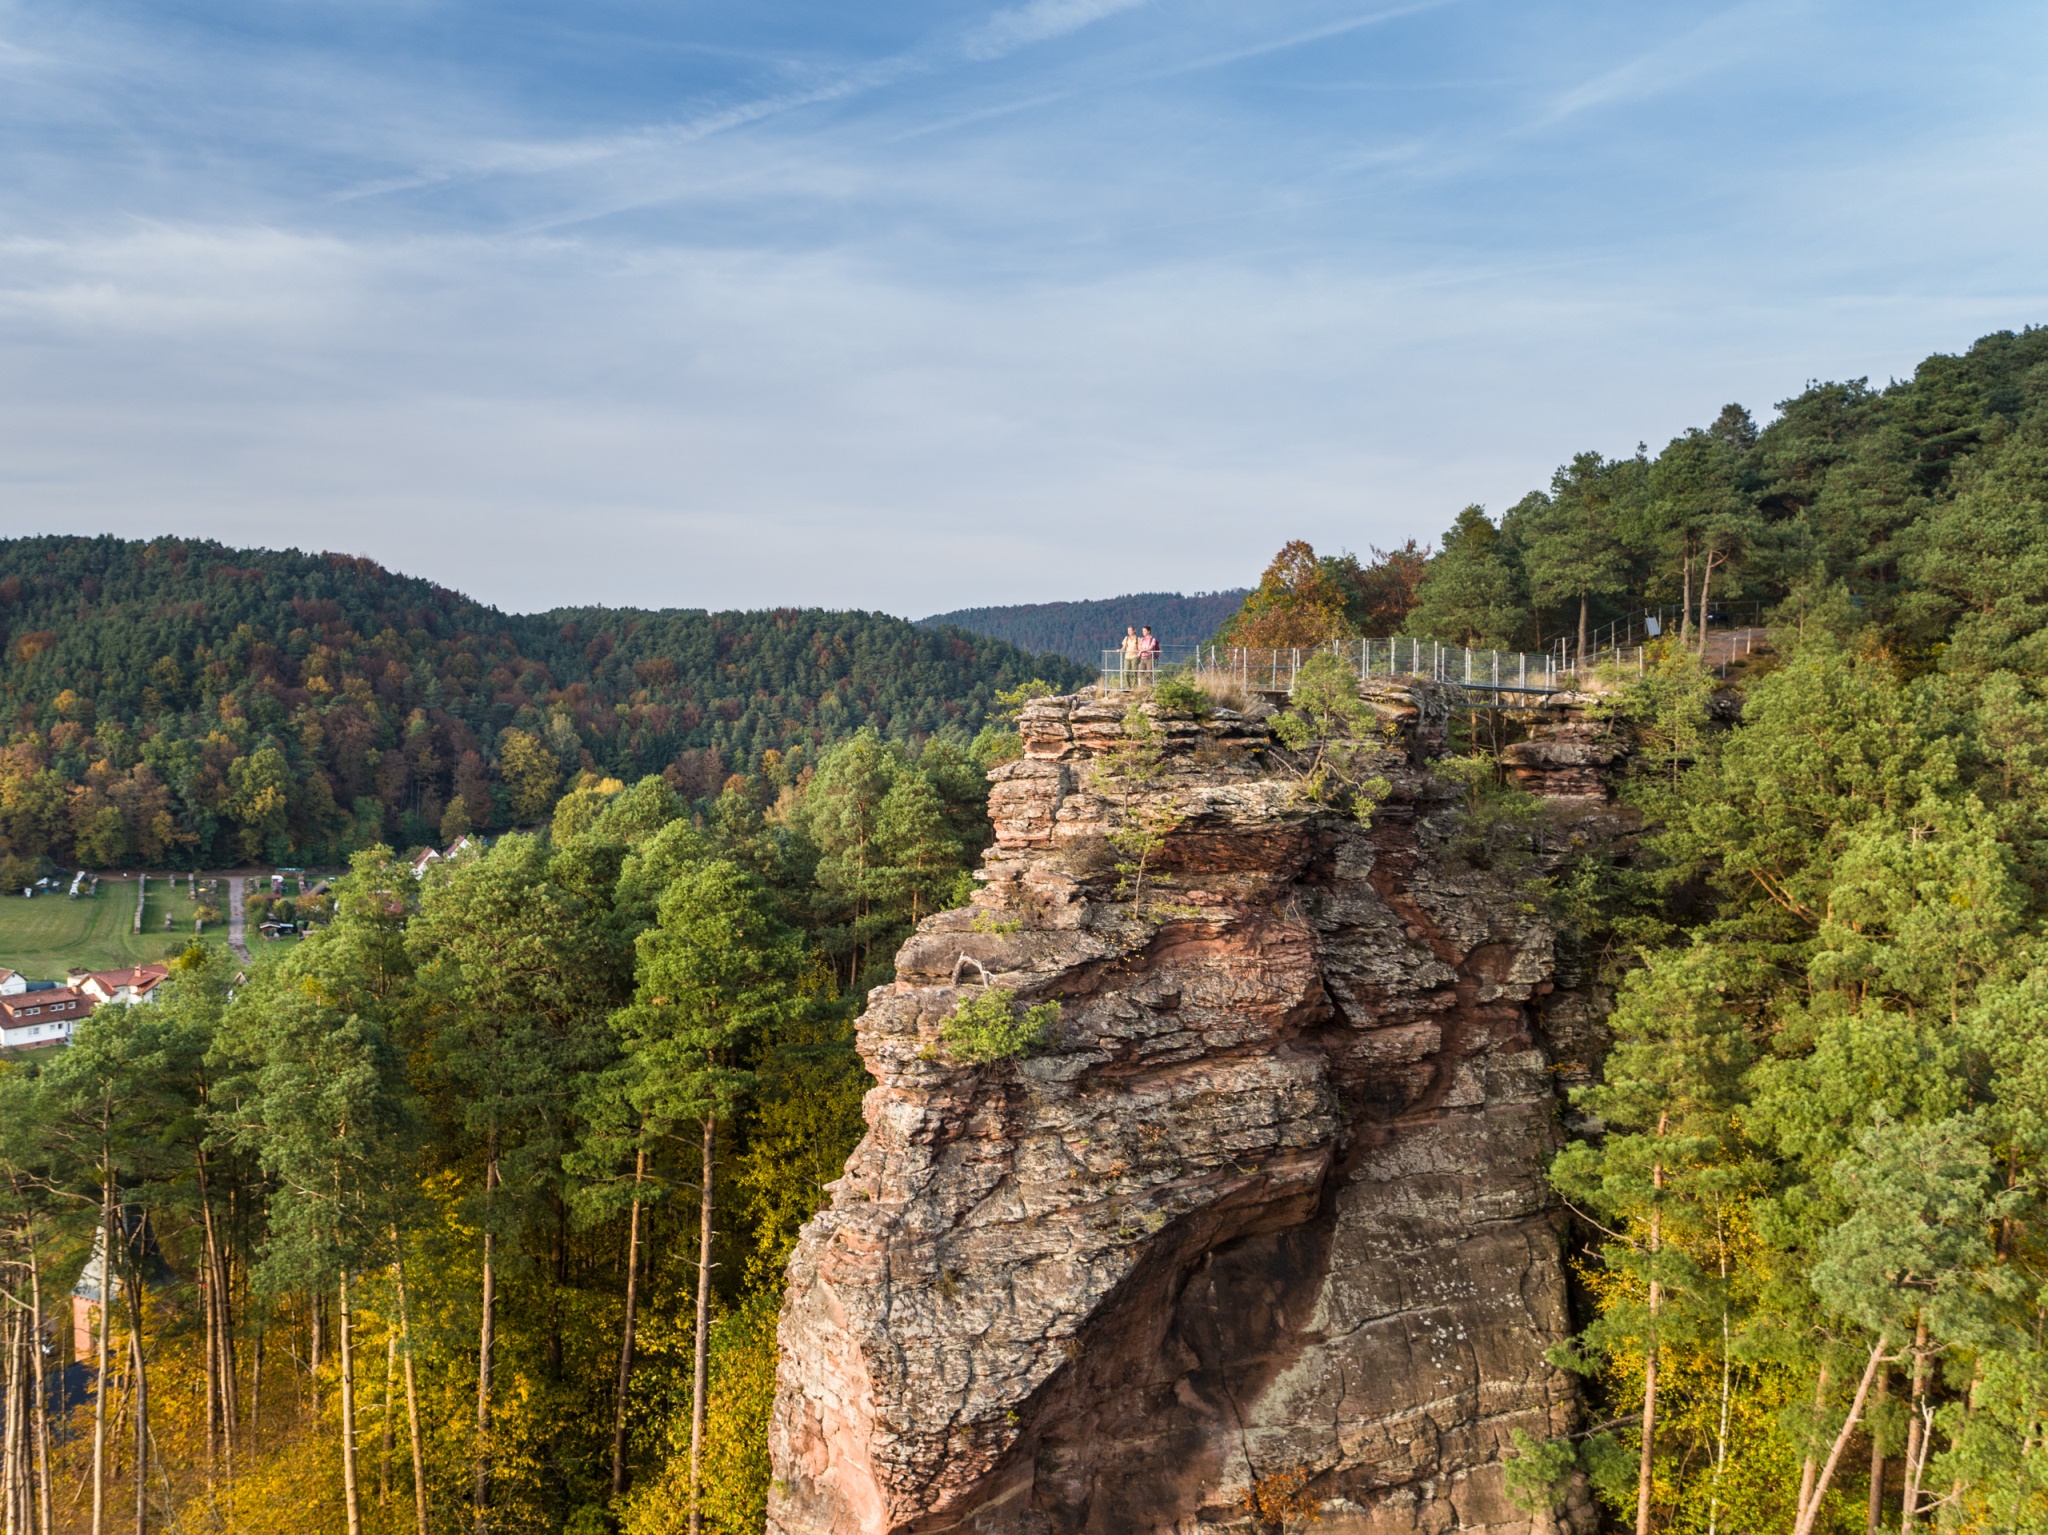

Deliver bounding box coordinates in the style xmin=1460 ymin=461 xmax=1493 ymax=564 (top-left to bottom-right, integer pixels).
xmin=918 ymin=589 xmax=1251 ymax=665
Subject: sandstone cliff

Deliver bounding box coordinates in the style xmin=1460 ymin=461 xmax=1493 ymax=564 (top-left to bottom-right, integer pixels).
xmin=769 ymin=692 xmax=1611 ymax=1535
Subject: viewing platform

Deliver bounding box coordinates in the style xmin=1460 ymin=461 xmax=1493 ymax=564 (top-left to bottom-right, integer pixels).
xmin=1100 ymin=638 xmax=1569 ymax=704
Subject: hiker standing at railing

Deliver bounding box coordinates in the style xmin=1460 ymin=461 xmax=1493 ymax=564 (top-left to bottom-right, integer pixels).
xmin=1121 ymin=626 xmax=1142 ymax=688
xmin=1139 ymin=626 xmax=1159 ymax=683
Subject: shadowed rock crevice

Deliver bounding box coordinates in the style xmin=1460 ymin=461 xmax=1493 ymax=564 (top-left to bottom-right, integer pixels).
xmin=769 ymin=692 xmax=1617 ymax=1535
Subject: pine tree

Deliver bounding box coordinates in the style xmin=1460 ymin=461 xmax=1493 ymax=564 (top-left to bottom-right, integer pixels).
xmin=611 ymin=861 xmax=803 ymax=1535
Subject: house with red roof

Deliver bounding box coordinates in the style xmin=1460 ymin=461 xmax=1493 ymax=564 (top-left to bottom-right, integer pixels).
xmin=68 ymin=963 xmax=172 ymax=1006
xmin=0 ymin=986 xmax=95 ymax=1049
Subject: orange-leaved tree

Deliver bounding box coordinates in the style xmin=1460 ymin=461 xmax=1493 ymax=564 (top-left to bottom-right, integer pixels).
xmin=1216 ymin=541 xmax=1352 ymax=648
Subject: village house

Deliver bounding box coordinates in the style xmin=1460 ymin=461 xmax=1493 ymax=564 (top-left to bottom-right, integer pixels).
xmin=0 ymin=985 xmax=96 ymax=1049
xmin=68 ymin=962 xmax=172 ymax=1006
xmin=0 ymin=968 xmax=25 ymax=997
xmin=411 ymin=833 xmax=485 ymax=878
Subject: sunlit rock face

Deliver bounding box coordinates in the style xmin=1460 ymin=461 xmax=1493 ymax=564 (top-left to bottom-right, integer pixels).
xmin=769 ymin=693 xmax=1608 ymax=1535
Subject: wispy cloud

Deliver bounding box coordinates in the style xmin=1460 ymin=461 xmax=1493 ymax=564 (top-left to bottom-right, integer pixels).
xmin=1146 ymin=0 xmax=1460 ymax=82
xmin=0 ymin=0 xmax=2041 ymax=613
xmin=961 ymin=0 xmax=1152 ymax=62
xmin=1536 ymin=1 xmax=1790 ymax=126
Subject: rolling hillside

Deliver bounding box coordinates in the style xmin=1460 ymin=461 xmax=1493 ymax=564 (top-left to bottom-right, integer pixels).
xmin=0 ymin=536 xmax=1086 ymax=871
xmin=917 ymin=589 xmax=1250 ymax=663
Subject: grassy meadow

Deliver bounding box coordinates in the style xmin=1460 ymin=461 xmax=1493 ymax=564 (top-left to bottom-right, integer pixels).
xmin=0 ymin=874 xmax=226 ymax=979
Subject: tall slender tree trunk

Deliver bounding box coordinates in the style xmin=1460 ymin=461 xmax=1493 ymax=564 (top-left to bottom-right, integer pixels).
xmin=1902 ymin=1312 xmax=1930 ymax=1533
xmin=248 ymin=1329 xmax=262 ymax=1444
xmin=7 ymin=1288 xmax=22 ymax=1535
xmin=688 ymin=1116 xmax=716 ymax=1535
xmin=1707 ymin=1289 xmax=1732 ymax=1535
xmin=1794 ymin=1339 xmax=1890 ymax=1535
xmin=337 ymin=1268 xmax=362 ymax=1535
xmin=611 ymin=1150 xmax=647 ymax=1498
xmin=197 ymin=1237 xmax=215 ymax=1499
xmin=310 ymin=1294 xmax=324 ymax=1418
xmin=391 ymin=1238 xmax=428 ymax=1535
xmin=25 ymin=1217 xmax=51 ymax=1535
xmin=127 ymin=1274 xmax=146 ymax=1535
xmin=475 ymin=1152 xmax=499 ymax=1535
xmin=1680 ymin=552 xmax=1694 ymax=647
xmin=90 ymin=1155 xmax=113 ymax=1535
xmin=1577 ymin=592 xmax=1590 ymax=663
xmin=1697 ymin=552 xmax=1719 ymax=656
xmin=381 ymin=1330 xmax=396 ymax=1507
xmin=1868 ymin=1371 xmax=1889 ymax=1534
xmin=195 ymin=1151 xmax=235 ymax=1486
xmin=1798 ymin=1363 xmax=1832 ymax=1519
xmin=194 ymin=1162 xmax=216 ymax=1496
xmin=1635 ymin=1144 xmax=1664 ymax=1535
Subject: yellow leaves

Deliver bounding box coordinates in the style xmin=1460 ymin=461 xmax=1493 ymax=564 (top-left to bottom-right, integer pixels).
xmin=1235 ymin=1466 xmax=1323 ymax=1527
xmin=620 ymin=1294 xmax=782 ymax=1535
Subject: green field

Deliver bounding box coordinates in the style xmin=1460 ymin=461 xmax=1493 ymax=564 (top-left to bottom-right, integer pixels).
xmin=0 ymin=875 xmax=228 ymax=980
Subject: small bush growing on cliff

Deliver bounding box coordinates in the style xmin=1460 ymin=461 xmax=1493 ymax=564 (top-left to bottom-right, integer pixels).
xmin=1500 ymin=1429 xmax=1580 ymax=1519
xmin=1090 ymin=707 xmax=1186 ymax=906
xmin=942 ymin=987 xmax=1060 ymax=1063
xmin=1590 ymin=643 xmax=1714 ymax=795
xmin=1150 ymin=671 xmax=1210 ymax=716
xmin=1268 ymin=651 xmax=1395 ymax=821
xmin=1434 ymin=753 xmax=1542 ymax=878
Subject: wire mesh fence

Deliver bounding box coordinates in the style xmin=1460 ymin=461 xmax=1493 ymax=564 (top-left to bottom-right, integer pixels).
xmin=1099 ymin=640 xmax=1568 ymax=696
xmin=1099 ymin=610 xmax=1769 ymax=699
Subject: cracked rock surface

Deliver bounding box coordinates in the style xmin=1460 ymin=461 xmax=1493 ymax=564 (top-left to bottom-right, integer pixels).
xmin=768 ymin=695 xmax=1605 ymax=1535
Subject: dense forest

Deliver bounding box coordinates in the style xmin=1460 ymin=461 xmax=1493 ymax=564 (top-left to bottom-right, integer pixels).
xmin=916 ymin=589 xmax=1248 ymax=664
xmin=7 ymin=321 xmax=2048 ymax=1535
xmin=0 ymin=701 xmax=1035 ymax=1535
xmin=0 ymin=537 xmax=1085 ymax=881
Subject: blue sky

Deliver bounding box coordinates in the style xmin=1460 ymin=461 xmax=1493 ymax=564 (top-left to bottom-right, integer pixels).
xmin=2 ymin=1 xmax=2044 ymax=615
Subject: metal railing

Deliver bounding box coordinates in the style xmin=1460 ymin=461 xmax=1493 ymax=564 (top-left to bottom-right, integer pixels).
xmin=1100 ymin=639 xmax=1568 ymax=697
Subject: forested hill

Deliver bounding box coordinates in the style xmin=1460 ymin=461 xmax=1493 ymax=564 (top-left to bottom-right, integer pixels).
xmin=0 ymin=535 xmax=1085 ymax=872
xmin=917 ymin=588 xmax=1249 ymax=663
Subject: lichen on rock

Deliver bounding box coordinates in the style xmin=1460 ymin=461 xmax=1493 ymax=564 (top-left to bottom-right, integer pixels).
xmin=768 ymin=690 xmax=1609 ymax=1535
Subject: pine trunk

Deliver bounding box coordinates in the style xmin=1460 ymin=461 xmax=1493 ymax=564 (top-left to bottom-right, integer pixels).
xmin=338 ymin=1269 xmax=361 ymax=1535
xmin=1697 ymin=554 xmax=1717 ymax=656
xmin=1797 ymin=1363 xmax=1831 ymax=1519
xmin=7 ymin=1291 xmax=22 ymax=1535
xmin=1577 ymin=592 xmax=1590 ymax=663
xmin=381 ymin=1331 xmax=396 ymax=1506
xmin=248 ymin=1330 xmax=262 ymax=1444
xmin=1902 ymin=1313 xmax=1930 ymax=1532
xmin=26 ymin=1218 xmax=50 ymax=1535
xmin=474 ymin=1154 xmax=498 ymax=1535
xmin=612 ymin=1151 xmax=647 ymax=1498
xmin=310 ymin=1294 xmax=324 ymax=1419
xmin=392 ymin=1240 xmax=429 ymax=1535
xmin=1636 ymin=1169 xmax=1662 ymax=1535
xmin=688 ymin=1116 xmax=716 ymax=1535
xmin=91 ymin=1157 xmax=112 ymax=1535
xmin=128 ymin=1279 xmax=146 ymax=1535
xmin=196 ymin=1152 xmax=235 ymax=1478
xmin=1794 ymin=1340 xmax=1890 ymax=1535
xmin=1867 ymin=1371 xmax=1888 ymax=1533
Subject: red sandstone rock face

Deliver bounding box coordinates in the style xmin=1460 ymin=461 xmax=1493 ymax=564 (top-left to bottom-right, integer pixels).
xmin=769 ymin=697 xmax=1600 ymax=1535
